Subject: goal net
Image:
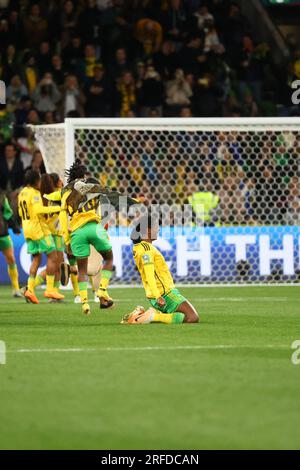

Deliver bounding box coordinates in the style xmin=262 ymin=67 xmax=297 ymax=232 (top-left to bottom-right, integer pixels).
xmin=32 ymin=118 xmax=300 ymax=286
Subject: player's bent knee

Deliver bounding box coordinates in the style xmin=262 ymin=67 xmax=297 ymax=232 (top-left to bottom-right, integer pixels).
xmin=176 ymin=301 xmax=199 ymax=323
xmin=185 ymin=312 xmax=199 ymax=324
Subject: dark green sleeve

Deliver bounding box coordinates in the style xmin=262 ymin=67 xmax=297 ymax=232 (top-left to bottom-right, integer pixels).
xmin=104 ymin=192 xmax=141 ymax=211
xmin=3 ymin=197 xmax=13 ymax=221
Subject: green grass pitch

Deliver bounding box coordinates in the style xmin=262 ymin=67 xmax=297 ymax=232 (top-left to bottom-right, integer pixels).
xmin=0 ymin=285 xmax=299 ymax=450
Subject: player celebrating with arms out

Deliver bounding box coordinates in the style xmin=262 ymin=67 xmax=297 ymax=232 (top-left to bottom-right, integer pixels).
xmin=122 ymin=215 xmax=199 ymax=324
xmin=60 ymin=160 xmax=114 ymax=315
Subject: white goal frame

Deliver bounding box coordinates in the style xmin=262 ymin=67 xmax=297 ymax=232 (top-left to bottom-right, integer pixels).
xmin=64 ymin=116 xmax=300 ymax=170
xmin=31 ymin=117 xmax=300 ymax=287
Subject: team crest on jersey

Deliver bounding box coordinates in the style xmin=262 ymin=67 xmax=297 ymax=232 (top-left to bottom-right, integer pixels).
xmin=142 ymin=254 xmax=151 ymax=264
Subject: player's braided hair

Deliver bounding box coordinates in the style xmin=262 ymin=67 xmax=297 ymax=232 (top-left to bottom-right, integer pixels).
xmin=65 ymin=159 xmax=86 ymax=184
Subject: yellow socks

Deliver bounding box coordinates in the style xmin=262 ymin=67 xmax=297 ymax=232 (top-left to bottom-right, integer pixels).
xmin=71 ymin=273 xmax=80 ymax=296
xmin=79 ymin=281 xmax=88 ymax=303
xmin=152 ymin=311 xmax=185 ymax=324
xmin=8 ymin=264 xmax=19 ymax=290
xmin=69 ymin=257 xmax=80 ymax=296
xmin=46 ymin=274 xmax=55 ymax=292
xmin=28 ymin=275 xmax=36 ymax=293
xmin=34 ymin=274 xmax=45 ymax=287
xmin=89 ymin=275 xmax=95 ymax=293
xmin=99 ymin=270 xmax=112 ymax=291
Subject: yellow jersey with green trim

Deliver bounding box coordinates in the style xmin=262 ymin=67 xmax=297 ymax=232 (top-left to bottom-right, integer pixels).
xmin=18 ymin=187 xmax=46 ymax=240
xmin=133 ymin=241 xmax=175 ymax=299
xmin=60 ymin=189 xmax=100 ymax=234
xmin=43 ymin=190 xmax=62 ymax=236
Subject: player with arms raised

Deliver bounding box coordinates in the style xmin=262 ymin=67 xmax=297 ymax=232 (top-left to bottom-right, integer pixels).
xmin=122 ymin=215 xmax=199 ymax=324
xmin=60 ymin=160 xmax=114 ymax=315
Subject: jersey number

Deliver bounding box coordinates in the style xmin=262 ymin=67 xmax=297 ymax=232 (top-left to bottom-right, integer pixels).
xmin=20 ymin=200 xmax=30 ymax=220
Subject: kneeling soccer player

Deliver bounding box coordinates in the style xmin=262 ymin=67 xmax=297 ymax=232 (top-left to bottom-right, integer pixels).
xmin=122 ymin=216 xmax=199 ymax=324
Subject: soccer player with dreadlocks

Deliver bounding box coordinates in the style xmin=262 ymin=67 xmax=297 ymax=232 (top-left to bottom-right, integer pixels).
xmin=60 ymin=160 xmax=115 ymax=315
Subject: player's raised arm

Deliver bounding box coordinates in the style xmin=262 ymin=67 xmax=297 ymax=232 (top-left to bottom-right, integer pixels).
xmin=32 ymin=202 xmax=61 ymax=216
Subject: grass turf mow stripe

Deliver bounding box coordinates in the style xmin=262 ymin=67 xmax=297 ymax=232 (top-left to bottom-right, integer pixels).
xmin=0 ymin=285 xmax=299 ymax=450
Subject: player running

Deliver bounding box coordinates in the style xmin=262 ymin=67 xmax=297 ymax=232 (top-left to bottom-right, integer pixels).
xmin=18 ymin=170 xmax=64 ymax=304
xmin=121 ymin=215 xmax=199 ymax=324
xmin=60 ymin=160 xmax=115 ymax=315
xmin=0 ymin=192 xmax=22 ymax=297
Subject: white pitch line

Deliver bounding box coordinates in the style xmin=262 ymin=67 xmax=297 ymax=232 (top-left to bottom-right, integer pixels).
xmin=1 ymin=297 xmax=298 ymax=306
xmin=191 ymin=297 xmax=298 ymax=302
xmin=115 ymin=297 xmax=297 ymax=302
xmin=108 ymin=283 xmax=300 ymax=289
xmin=8 ymin=344 xmax=289 ymax=354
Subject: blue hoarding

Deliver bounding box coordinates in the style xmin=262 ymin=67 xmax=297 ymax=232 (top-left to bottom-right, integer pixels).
xmin=0 ymin=226 xmax=299 ymax=284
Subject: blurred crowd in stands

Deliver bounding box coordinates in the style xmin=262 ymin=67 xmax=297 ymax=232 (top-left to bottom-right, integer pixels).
xmin=0 ymin=0 xmax=299 ymax=224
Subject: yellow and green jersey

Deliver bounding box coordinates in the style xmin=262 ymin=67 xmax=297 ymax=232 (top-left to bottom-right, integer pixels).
xmin=60 ymin=188 xmax=100 ymax=245
xmin=133 ymin=241 xmax=175 ymax=299
xmin=18 ymin=186 xmax=60 ymax=241
xmin=43 ymin=190 xmax=63 ymax=236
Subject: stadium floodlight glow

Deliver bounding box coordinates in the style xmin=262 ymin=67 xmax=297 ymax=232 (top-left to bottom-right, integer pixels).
xmin=29 ymin=117 xmax=300 ymax=286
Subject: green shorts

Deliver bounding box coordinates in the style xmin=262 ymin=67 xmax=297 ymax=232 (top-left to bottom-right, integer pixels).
xmin=70 ymin=222 xmax=112 ymax=258
xmin=53 ymin=234 xmax=65 ymax=252
xmin=149 ymin=288 xmax=187 ymax=314
xmin=27 ymin=235 xmax=56 ymax=255
xmin=0 ymin=235 xmax=13 ymax=251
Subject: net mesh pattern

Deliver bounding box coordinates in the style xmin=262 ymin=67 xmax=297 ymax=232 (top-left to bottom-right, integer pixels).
xmin=33 ymin=125 xmax=66 ymax=176
xmin=34 ymin=122 xmax=300 ymax=284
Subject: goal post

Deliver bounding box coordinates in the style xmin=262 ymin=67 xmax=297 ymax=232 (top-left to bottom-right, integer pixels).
xmin=31 ymin=117 xmax=300 ymax=286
